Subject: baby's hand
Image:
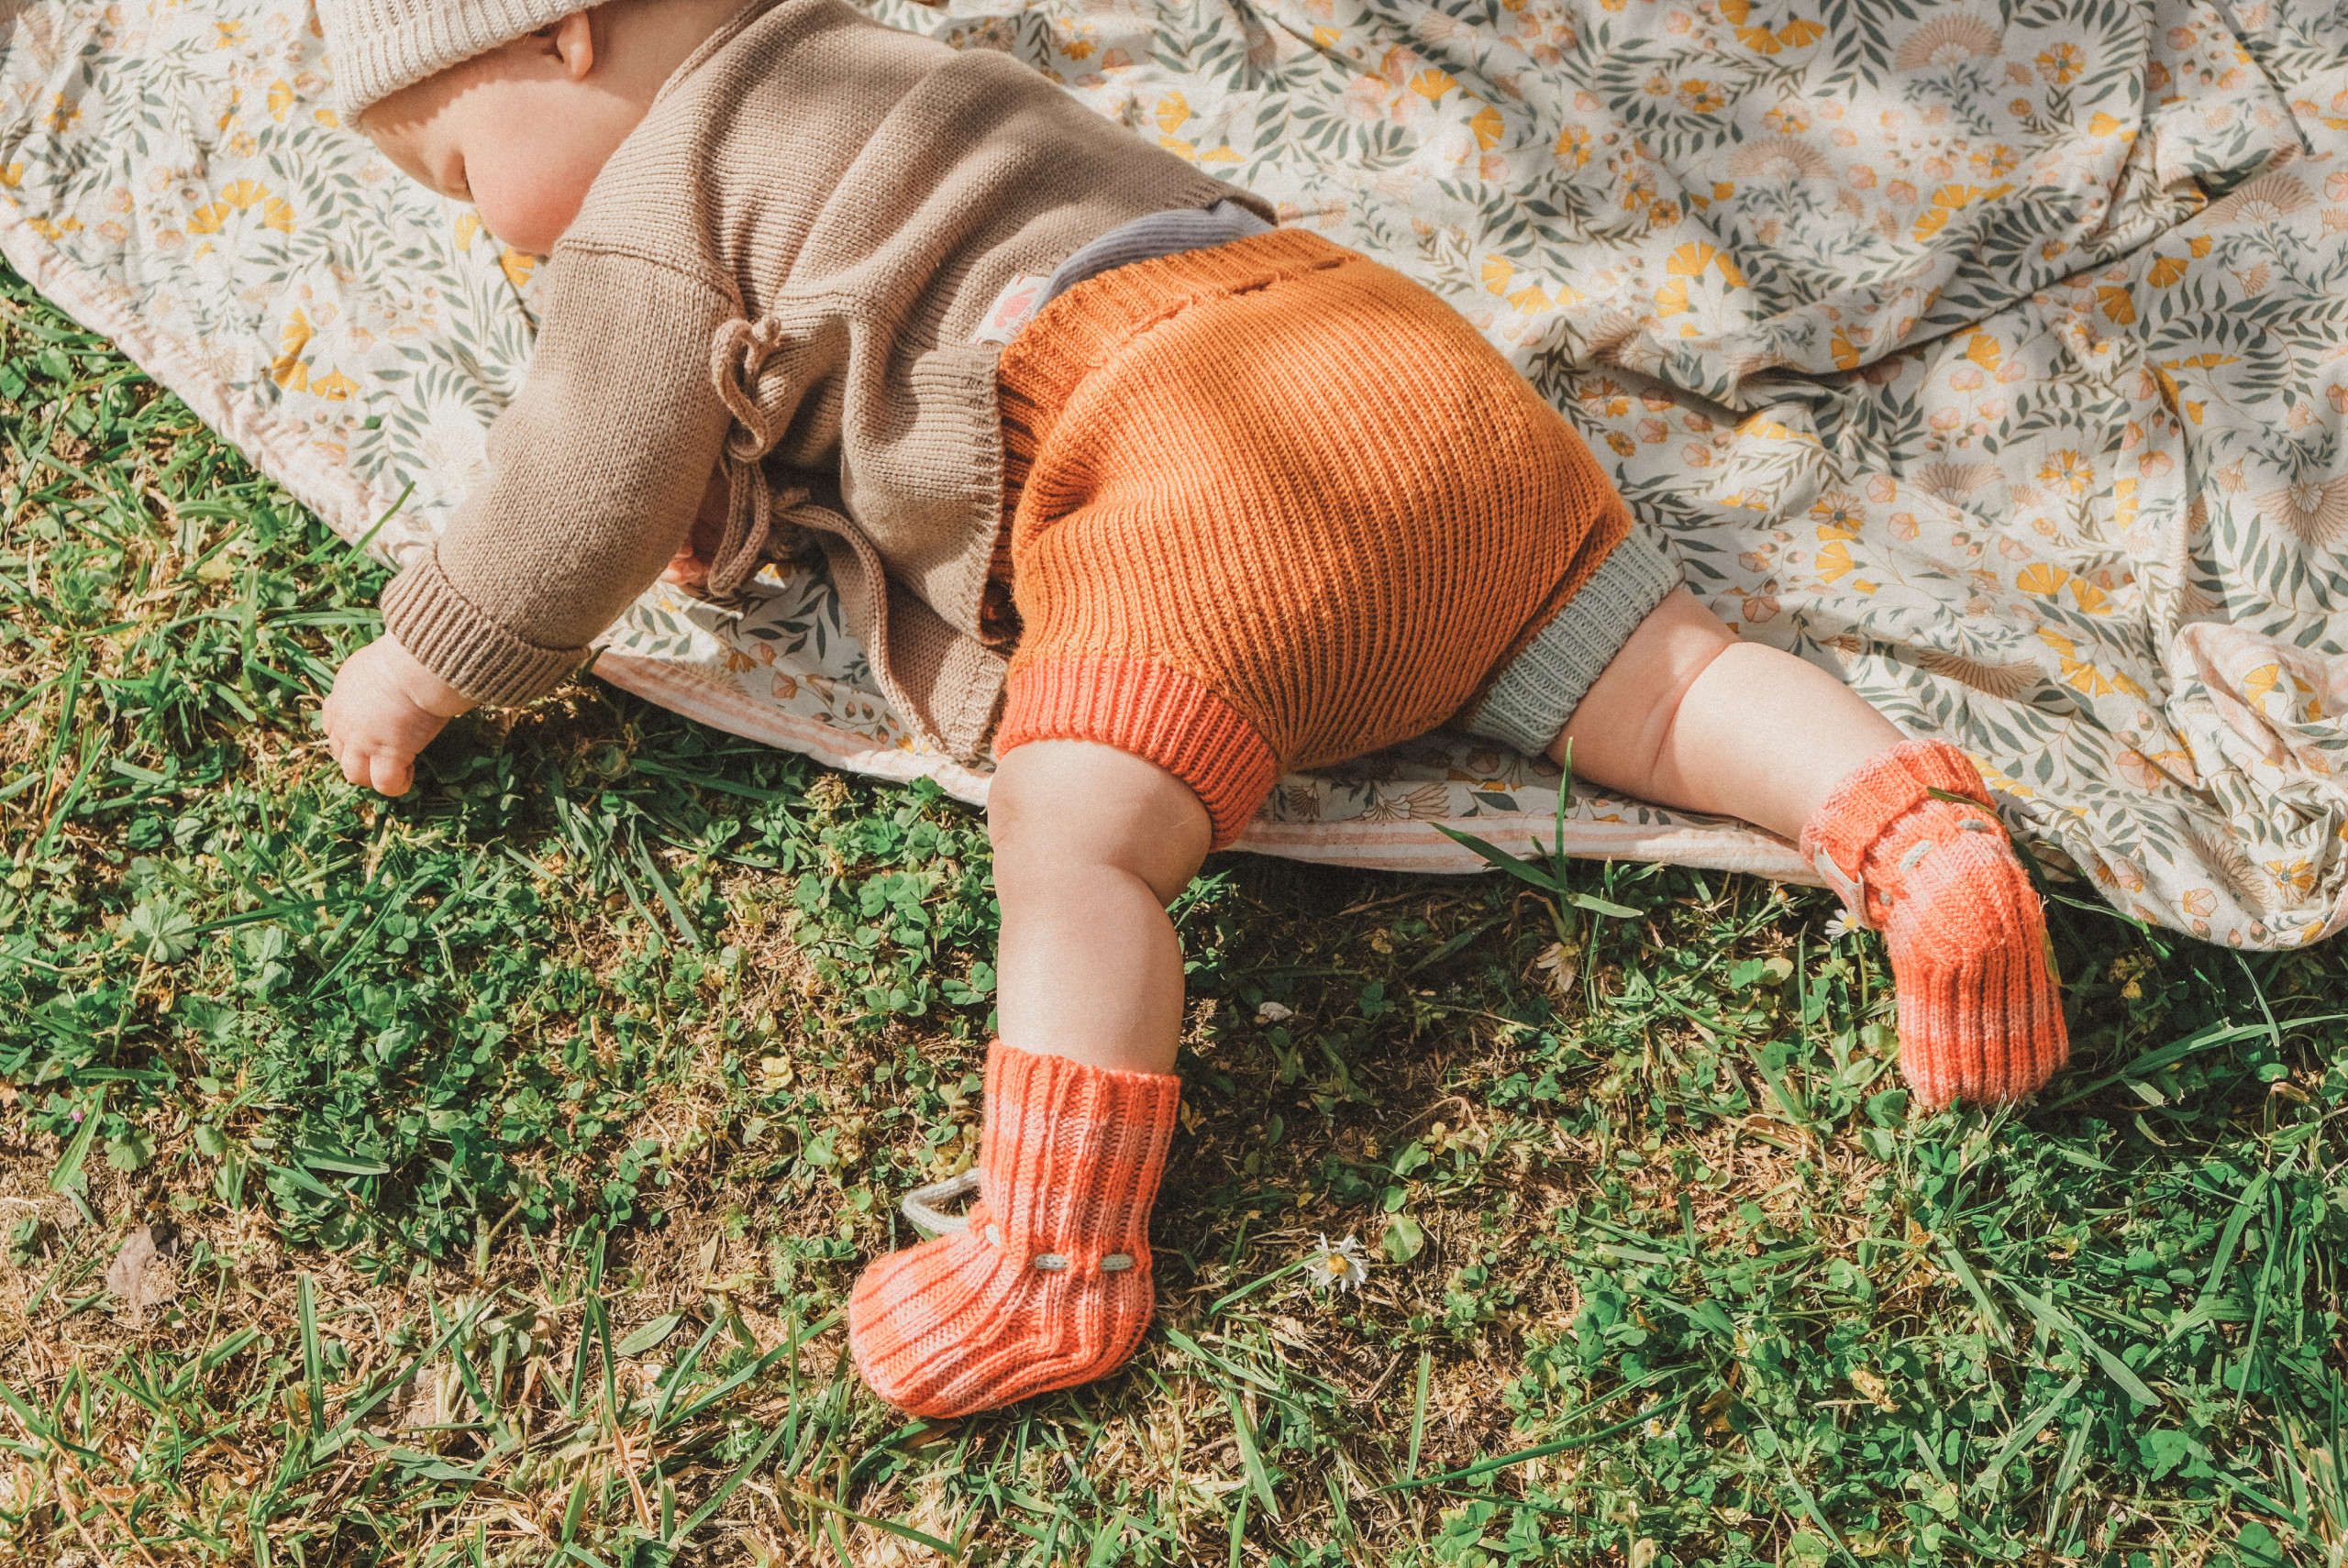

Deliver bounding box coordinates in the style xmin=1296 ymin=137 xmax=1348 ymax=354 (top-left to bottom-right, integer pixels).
xmin=659 ymin=470 xmax=732 ymax=592
xmin=322 ymin=635 xmax=476 ymax=796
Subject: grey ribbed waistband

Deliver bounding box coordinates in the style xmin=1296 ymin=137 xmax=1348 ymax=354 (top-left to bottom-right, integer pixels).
xmin=1461 ymin=524 xmax=1682 ymax=756
xmin=1038 ymin=200 xmax=1277 ymax=308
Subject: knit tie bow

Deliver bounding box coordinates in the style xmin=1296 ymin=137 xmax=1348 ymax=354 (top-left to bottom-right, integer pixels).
xmin=705 ymin=316 xmax=811 ymax=596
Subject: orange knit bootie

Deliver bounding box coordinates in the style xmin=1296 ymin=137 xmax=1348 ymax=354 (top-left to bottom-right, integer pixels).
xmin=848 ymin=1043 xmax=1180 ymax=1417
xmin=1800 ymin=740 xmax=2067 ymax=1106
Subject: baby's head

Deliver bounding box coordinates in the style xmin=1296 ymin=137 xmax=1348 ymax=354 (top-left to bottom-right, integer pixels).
xmin=319 ymin=0 xmax=742 ymax=256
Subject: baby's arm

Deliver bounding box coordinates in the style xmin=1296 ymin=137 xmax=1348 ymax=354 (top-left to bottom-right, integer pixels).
xmin=322 ymin=253 xmax=740 ymax=795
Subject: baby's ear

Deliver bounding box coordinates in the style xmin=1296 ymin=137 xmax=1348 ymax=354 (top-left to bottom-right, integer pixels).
xmin=549 ymin=12 xmax=597 ymax=80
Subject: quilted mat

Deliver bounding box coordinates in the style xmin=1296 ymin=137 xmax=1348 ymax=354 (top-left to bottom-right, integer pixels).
xmin=6 ymin=0 xmax=2348 ymax=946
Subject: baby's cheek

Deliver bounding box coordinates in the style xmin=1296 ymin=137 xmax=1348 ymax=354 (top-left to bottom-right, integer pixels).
xmin=470 ymin=151 xmax=591 ymax=259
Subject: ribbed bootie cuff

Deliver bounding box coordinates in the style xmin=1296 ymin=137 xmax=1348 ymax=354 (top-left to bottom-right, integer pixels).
xmin=980 ymin=1043 xmax=1181 ymax=1261
xmin=1800 ymin=740 xmax=1998 ymax=924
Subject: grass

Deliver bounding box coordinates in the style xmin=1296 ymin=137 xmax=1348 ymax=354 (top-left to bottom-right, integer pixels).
xmin=1 ymin=254 xmax=2344 ymax=1568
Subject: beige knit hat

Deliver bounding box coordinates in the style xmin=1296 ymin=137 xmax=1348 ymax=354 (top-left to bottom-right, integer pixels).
xmin=316 ymin=0 xmax=583 ymax=121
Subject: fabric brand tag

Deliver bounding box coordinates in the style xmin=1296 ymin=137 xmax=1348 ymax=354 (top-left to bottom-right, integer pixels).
xmin=969 ymin=273 xmax=1056 ymax=347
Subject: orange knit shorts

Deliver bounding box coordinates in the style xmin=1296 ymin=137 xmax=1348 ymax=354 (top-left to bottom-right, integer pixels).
xmin=993 ymin=227 xmax=1636 ymax=848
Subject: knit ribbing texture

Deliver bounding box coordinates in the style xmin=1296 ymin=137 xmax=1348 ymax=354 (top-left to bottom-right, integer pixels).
xmin=316 ymin=0 xmax=584 ymax=119
xmin=993 ymin=228 xmax=1634 ymax=846
xmin=1800 ymin=740 xmax=2068 ymax=1105
xmin=848 ymin=1043 xmax=1180 ymax=1417
xmin=1462 ymin=525 xmax=1682 ymax=756
xmin=370 ymin=0 xmax=1262 ymax=735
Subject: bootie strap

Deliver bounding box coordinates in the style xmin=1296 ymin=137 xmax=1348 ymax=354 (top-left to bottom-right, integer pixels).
xmin=1801 ymin=740 xmax=2000 ymax=930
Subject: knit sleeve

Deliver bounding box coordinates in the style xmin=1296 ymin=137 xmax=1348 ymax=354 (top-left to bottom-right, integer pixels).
xmin=380 ymin=248 xmax=739 ymax=708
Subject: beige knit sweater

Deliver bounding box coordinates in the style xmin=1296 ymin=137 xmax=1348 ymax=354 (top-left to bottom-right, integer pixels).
xmin=381 ymin=0 xmax=1266 ymax=757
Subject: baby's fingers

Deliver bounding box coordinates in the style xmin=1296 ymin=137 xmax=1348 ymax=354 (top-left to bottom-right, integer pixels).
xmin=366 ymin=748 xmax=415 ymax=798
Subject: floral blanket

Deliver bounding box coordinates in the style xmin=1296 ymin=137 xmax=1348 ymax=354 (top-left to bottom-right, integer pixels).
xmin=6 ymin=0 xmax=2348 ymax=946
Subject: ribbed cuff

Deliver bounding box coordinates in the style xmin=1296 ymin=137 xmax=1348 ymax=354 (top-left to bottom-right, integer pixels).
xmin=380 ymin=548 xmax=586 ymax=709
xmin=1799 ymin=740 xmax=1995 ymax=921
xmin=997 ymin=657 xmax=1278 ymax=851
xmin=981 ymin=1042 xmax=1180 ymax=1258
xmin=1463 ymin=524 xmax=1681 ymax=756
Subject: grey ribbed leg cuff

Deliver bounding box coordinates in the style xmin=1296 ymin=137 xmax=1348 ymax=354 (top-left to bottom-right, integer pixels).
xmin=1462 ymin=525 xmax=1682 ymax=756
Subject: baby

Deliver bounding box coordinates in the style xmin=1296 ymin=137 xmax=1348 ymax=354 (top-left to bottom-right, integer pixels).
xmin=317 ymin=0 xmax=2067 ymax=1417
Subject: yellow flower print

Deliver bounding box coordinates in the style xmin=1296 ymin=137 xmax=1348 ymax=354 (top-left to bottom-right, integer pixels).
xmin=2111 ymin=477 xmax=2139 ymax=529
xmin=1911 ymin=182 xmax=2013 ymax=241
xmin=1763 ymin=105 xmax=1808 ymax=133
xmin=500 ymin=248 xmax=536 ymax=290
xmin=2017 ymin=564 xmax=2071 ymax=598
xmin=2068 ymin=578 xmax=2112 ymax=615
xmin=2036 ymin=42 xmax=2083 ymax=84
xmin=1579 ymin=379 xmax=1631 ymax=418
xmin=1813 ymin=541 xmax=1878 ymax=591
xmin=1605 ymin=432 xmax=1637 ymax=457
xmin=1811 ymin=489 xmax=1865 ymax=537
xmin=1969 ymin=145 xmax=2018 ymax=177
xmin=272 ymin=308 xmax=313 ymax=389
xmin=2267 ymin=859 xmax=2316 ymax=900
xmin=1470 ymin=101 xmax=1505 ymax=149
xmin=308 ymin=369 xmax=359 ymax=402
xmin=1665 ymin=242 xmax=1744 ymax=286
xmin=45 ymin=93 xmax=82 ymax=132
xmin=1678 ymin=80 xmax=1728 ymax=114
xmin=2037 ymin=450 xmax=2092 ymax=495
xmin=268 ymin=79 xmax=297 ymax=121
xmin=1482 ymin=254 xmax=1516 ymax=294
xmin=1410 ymin=68 xmax=1459 ymax=102
xmin=2034 ymin=629 xmax=2112 ymax=696
xmin=1554 ymin=124 xmax=1591 ymax=169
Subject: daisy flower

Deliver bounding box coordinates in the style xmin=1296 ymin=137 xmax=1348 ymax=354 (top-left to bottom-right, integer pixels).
xmin=1312 ymin=1234 xmax=1370 ymax=1293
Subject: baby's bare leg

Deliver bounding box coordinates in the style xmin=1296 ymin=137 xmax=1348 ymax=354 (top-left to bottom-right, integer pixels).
xmin=1558 ymin=586 xmax=2065 ymax=1106
xmin=1555 ymin=587 xmax=1901 ymax=838
xmin=988 ymin=739 xmax=1211 ymax=1074
xmin=845 ymin=739 xmax=1205 ymax=1418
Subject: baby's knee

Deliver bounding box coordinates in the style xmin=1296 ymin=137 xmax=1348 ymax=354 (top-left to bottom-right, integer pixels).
xmin=988 ymin=739 xmax=1211 ymax=905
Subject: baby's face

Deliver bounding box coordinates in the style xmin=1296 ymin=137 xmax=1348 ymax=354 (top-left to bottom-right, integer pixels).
xmin=362 ymin=22 xmax=650 ymax=258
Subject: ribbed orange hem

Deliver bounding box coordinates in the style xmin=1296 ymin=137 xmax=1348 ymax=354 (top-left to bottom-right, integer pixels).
xmin=998 ymin=657 xmax=1278 ymax=850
